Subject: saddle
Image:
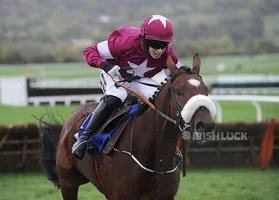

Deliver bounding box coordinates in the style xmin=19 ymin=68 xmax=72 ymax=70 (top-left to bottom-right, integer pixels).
xmin=74 ymin=95 xmax=143 ymax=154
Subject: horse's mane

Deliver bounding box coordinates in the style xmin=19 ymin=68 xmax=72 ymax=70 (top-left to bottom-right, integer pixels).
xmin=148 ymin=66 xmax=202 ymax=104
xmin=147 ymin=66 xmax=188 ymax=102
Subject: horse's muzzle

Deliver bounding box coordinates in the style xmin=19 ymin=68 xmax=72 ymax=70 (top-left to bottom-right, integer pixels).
xmin=194 ymin=120 xmax=216 ymax=133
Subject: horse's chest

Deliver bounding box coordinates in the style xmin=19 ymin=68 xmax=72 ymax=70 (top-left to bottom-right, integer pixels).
xmin=139 ymin=174 xmax=180 ymax=198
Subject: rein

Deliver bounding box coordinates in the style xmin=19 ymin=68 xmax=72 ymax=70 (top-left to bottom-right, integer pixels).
xmin=115 ymin=75 xmax=193 ymax=132
xmin=112 ymin=77 xmax=179 ymax=126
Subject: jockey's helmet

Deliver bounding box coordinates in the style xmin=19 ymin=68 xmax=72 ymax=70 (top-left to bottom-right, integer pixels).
xmin=141 ymin=15 xmax=174 ymax=43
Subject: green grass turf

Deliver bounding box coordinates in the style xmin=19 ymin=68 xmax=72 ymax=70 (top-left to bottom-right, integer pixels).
xmin=0 ymin=105 xmax=78 ymax=125
xmin=183 ymin=54 xmax=279 ymax=75
xmin=0 ymin=54 xmax=278 ymax=78
xmin=0 ymin=168 xmax=278 ymax=200
xmin=0 ymin=101 xmax=278 ymax=125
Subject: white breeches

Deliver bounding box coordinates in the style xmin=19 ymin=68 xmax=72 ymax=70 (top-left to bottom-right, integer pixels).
xmin=99 ymin=71 xmax=158 ymax=102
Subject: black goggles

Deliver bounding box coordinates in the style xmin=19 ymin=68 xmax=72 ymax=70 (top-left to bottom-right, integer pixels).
xmin=146 ymin=40 xmax=169 ymax=50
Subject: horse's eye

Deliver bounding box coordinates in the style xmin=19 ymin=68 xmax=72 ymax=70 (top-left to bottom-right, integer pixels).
xmin=175 ymin=89 xmax=183 ymax=96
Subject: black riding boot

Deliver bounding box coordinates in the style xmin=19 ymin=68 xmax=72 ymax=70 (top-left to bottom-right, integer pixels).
xmin=71 ymin=95 xmax=122 ymax=159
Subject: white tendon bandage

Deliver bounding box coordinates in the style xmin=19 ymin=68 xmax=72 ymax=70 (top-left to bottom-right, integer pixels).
xmin=180 ymin=94 xmax=217 ymax=123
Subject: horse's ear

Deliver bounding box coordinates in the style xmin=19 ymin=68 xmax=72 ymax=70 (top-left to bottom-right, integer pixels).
xmin=166 ymin=55 xmax=178 ymax=73
xmin=192 ymin=53 xmax=201 ymax=74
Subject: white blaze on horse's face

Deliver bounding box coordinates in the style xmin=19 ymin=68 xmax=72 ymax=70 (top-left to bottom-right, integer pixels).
xmin=188 ymin=79 xmax=200 ymax=87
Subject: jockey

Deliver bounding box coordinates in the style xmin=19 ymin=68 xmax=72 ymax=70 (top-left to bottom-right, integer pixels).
xmin=72 ymin=14 xmax=181 ymax=160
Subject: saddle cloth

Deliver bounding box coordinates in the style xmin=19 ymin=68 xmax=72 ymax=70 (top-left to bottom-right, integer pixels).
xmin=74 ymin=103 xmax=139 ymax=154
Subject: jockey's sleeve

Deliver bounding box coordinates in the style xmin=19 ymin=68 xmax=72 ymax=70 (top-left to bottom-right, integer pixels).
xmin=163 ymin=46 xmax=181 ymax=78
xmin=83 ymin=41 xmax=114 ymax=68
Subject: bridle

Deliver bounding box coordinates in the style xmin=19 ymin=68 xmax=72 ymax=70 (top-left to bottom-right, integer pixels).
xmin=117 ymin=68 xmax=199 ymax=133
xmin=110 ymin=68 xmax=204 ymax=175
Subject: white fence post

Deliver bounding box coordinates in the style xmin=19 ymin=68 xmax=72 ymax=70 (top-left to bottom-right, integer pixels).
xmin=251 ymin=101 xmax=262 ymax=122
xmin=213 ymin=101 xmax=223 ymax=123
xmin=0 ymin=77 xmax=28 ymax=106
xmin=209 ymin=95 xmax=279 ymax=122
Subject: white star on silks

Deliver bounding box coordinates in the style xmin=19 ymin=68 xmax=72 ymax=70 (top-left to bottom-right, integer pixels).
xmin=126 ymin=59 xmax=156 ymax=77
xmin=148 ymin=15 xmax=170 ymax=28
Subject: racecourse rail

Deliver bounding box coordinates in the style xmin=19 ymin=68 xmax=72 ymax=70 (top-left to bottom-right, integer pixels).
xmin=0 ymin=77 xmax=279 ymax=123
xmin=27 ymin=94 xmax=279 ymax=123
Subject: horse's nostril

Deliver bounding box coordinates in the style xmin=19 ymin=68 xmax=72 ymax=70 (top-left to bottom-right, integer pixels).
xmin=195 ymin=121 xmax=205 ymax=132
xmin=195 ymin=121 xmax=216 ymax=133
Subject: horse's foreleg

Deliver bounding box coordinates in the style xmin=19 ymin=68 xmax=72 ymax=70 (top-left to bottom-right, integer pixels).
xmin=60 ymin=181 xmax=79 ymax=200
xmin=57 ymin=166 xmax=89 ymax=200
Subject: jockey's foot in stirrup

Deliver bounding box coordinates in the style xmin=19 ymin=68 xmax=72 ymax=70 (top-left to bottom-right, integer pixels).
xmin=71 ymin=95 xmax=122 ymax=160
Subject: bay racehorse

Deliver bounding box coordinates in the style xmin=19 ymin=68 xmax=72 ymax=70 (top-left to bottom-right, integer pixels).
xmin=40 ymin=54 xmax=216 ymax=199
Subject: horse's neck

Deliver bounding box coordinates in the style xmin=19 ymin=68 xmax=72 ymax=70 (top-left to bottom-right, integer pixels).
xmin=153 ymin=93 xmax=179 ymax=155
xmin=134 ymin=90 xmax=179 ymax=169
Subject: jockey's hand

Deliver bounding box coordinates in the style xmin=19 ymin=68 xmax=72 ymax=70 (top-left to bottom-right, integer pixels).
xmin=100 ymin=62 xmax=122 ymax=79
xmin=107 ymin=65 xmax=122 ymax=79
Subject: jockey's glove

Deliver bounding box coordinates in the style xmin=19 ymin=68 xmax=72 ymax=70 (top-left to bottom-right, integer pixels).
xmin=100 ymin=62 xmax=122 ymax=79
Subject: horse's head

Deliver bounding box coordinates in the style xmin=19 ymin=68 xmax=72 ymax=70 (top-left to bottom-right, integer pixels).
xmin=166 ymin=54 xmax=216 ymax=141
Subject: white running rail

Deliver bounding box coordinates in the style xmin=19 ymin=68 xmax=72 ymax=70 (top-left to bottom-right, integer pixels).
xmin=209 ymin=95 xmax=279 ymax=122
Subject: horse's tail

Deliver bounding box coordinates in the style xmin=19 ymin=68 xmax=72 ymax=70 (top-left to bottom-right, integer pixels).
xmin=38 ymin=116 xmax=63 ymax=189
